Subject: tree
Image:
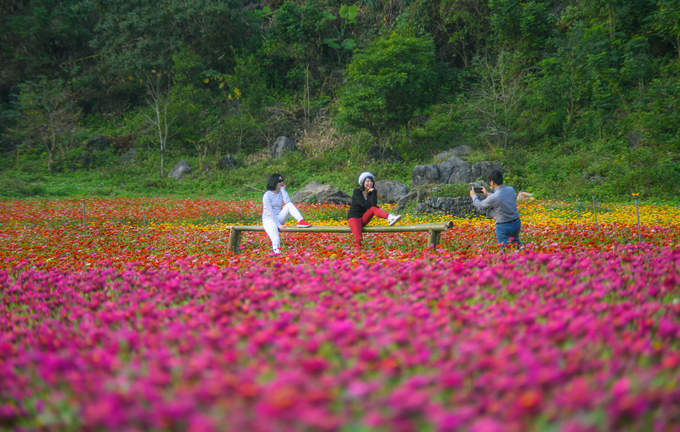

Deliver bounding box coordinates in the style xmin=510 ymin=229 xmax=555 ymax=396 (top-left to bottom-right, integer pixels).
xmin=651 ymin=0 xmax=680 ymax=68
xmin=323 ymin=5 xmax=359 ymax=64
xmin=14 ymin=79 xmax=78 ymax=172
xmin=469 ymin=51 xmax=525 ymax=148
xmin=438 ymin=0 xmax=491 ymax=67
xmin=143 ymin=72 xmax=184 ymax=176
xmin=336 ymin=32 xmax=438 ymax=158
xmin=84 ymin=0 xmax=255 ymax=90
xmin=0 ymin=0 xmax=93 ymax=86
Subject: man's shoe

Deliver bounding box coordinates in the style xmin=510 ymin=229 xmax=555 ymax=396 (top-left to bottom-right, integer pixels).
xmin=387 ymin=214 xmax=402 ymax=226
xmin=297 ymin=220 xmax=312 ymax=228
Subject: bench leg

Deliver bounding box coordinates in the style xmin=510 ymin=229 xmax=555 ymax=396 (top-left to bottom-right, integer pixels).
xmin=228 ymin=228 xmax=241 ymax=253
xmin=428 ymin=230 xmax=440 ymax=249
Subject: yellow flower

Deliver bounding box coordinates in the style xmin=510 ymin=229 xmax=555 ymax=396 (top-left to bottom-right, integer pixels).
xmin=228 ymin=94 xmax=233 ymax=100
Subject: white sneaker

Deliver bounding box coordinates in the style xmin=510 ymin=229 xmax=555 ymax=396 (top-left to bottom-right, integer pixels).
xmin=273 ymin=247 xmax=282 ymax=254
xmin=387 ymin=214 xmax=402 ymax=226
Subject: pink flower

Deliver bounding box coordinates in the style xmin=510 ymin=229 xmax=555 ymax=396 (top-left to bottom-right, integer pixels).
xmin=470 ymin=417 xmax=505 ymax=432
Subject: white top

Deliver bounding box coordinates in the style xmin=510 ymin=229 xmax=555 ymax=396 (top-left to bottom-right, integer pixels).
xmin=262 ymin=188 xmax=292 ymax=227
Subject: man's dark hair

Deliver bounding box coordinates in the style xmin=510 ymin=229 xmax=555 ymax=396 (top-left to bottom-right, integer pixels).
xmin=266 ymin=173 xmax=283 ymax=191
xmin=489 ymin=170 xmax=504 ymax=185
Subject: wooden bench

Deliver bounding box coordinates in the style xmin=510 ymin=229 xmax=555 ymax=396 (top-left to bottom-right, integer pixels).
xmin=227 ymin=222 xmax=454 ymax=253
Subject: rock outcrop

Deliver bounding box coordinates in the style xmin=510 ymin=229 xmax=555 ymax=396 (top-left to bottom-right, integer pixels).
xmin=168 ymin=160 xmax=191 ymax=181
xmin=86 ymin=135 xmax=109 ymax=152
xmin=217 ymin=154 xmax=237 ymax=170
xmin=412 ymin=156 xmax=504 ymax=187
xmin=415 ymin=196 xmax=488 ymax=218
xmin=292 ymin=182 xmax=352 ymax=205
xmin=374 ymin=180 xmax=409 ymax=203
xmin=432 ymin=145 xmax=472 ymax=163
xmin=271 ymin=136 xmax=297 ymax=158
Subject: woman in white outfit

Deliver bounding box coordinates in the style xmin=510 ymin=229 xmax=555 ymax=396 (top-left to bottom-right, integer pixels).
xmin=262 ymin=173 xmax=312 ymax=253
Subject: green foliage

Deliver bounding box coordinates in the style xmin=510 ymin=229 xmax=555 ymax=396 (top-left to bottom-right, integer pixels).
xmin=436 ymin=0 xmax=491 ymax=68
xmin=430 ymin=182 xmax=474 ymax=197
xmin=84 ymin=0 xmax=255 ymax=82
xmin=0 ymin=0 xmax=92 ymax=83
xmin=1 ymin=0 xmax=680 ymax=202
xmin=489 ymin=0 xmax=554 ymax=61
xmin=323 ymin=5 xmax=359 ymax=63
xmin=650 ymin=0 xmax=680 ymax=66
xmin=262 ymin=0 xmax=335 ymax=90
xmin=337 ymin=32 xmax=438 ymax=156
xmin=11 ymin=78 xmax=79 ymax=172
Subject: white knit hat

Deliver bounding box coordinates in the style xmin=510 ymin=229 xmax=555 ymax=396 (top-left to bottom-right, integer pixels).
xmin=358 ymin=172 xmax=374 ymax=187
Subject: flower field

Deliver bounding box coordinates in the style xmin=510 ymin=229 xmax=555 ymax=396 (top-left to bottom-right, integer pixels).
xmin=1 ymin=198 xmax=680 ymax=431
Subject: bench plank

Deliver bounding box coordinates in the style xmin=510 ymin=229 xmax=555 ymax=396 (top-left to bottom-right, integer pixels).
xmin=231 ymin=222 xmax=453 ymax=233
xmin=227 ymin=222 xmax=453 ymax=253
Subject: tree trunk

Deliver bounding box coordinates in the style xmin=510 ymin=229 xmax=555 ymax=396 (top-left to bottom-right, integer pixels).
xmin=161 ymin=146 xmax=165 ymax=176
xmin=406 ymin=121 xmax=412 ymax=147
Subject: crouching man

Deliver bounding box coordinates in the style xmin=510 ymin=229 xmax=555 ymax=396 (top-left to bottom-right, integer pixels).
xmin=470 ymin=170 xmax=521 ymax=248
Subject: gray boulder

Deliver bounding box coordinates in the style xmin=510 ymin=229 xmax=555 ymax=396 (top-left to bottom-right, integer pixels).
xmin=168 ymin=160 xmax=192 ymax=181
xmin=411 ymin=155 xmax=505 ymax=186
xmin=395 ymin=191 xmax=418 ymax=214
xmin=375 ymin=180 xmax=409 ymax=203
xmin=292 ymin=182 xmax=352 ymax=205
xmin=470 ymin=161 xmax=504 ymax=183
xmin=412 ymin=164 xmax=441 ymax=186
xmin=440 ymin=156 xmax=472 ymax=184
xmin=415 ymin=196 xmax=487 ymax=218
xmin=86 ymin=135 xmax=109 ymax=152
xmin=121 ymin=149 xmax=136 ymax=162
xmin=218 ymin=154 xmax=237 ymax=170
xmin=433 ymin=145 xmax=472 ymax=163
xmin=271 ymin=136 xmax=297 ymax=158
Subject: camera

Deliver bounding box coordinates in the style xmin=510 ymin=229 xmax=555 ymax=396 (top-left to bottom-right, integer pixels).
xmin=473 ymin=187 xmax=484 ymax=194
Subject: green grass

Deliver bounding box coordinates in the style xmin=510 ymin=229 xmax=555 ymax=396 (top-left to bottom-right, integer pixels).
xmin=1 ymin=107 xmax=678 ymax=203
xmin=0 ymin=146 xmax=414 ymax=200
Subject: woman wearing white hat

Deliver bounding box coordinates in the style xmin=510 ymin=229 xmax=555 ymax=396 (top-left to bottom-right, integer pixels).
xmin=347 ymin=172 xmax=401 ymax=249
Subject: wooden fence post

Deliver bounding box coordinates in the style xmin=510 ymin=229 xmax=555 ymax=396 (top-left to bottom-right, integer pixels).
xmin=593 ymin=193 xmax=598 ymax=230
xmin=228 ymin=228 xmax=241 ymax=253
xmin=428 ymin=230 xmax=440 ymax=249
xmin=634 ymin=195 xmax=641 ymax=242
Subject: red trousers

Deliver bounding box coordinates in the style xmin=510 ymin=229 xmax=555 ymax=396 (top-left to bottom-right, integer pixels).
xmin=348 ymin=206 xmax=389 ymax=246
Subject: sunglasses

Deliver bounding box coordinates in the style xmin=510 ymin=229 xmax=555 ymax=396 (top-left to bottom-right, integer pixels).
xmin=278 ymin=179 xmax=284 ymax=183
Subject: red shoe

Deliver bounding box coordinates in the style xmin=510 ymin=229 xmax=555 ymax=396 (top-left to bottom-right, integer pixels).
xmin=297 ymin=220 xmax=312 ymax=228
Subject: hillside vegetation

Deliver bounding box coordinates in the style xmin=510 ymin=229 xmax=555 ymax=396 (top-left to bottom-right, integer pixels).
xmin=1 ymin=0 xmax=679 ymax=202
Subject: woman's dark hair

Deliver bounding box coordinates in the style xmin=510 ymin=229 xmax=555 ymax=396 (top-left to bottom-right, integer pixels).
xmin=489 ymin=170 xmax=504 ymax=185
xmin=267 ymin=173 xmax=283 ymax=191
xmin=360 ymin=176 xmax=374 ymax=192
